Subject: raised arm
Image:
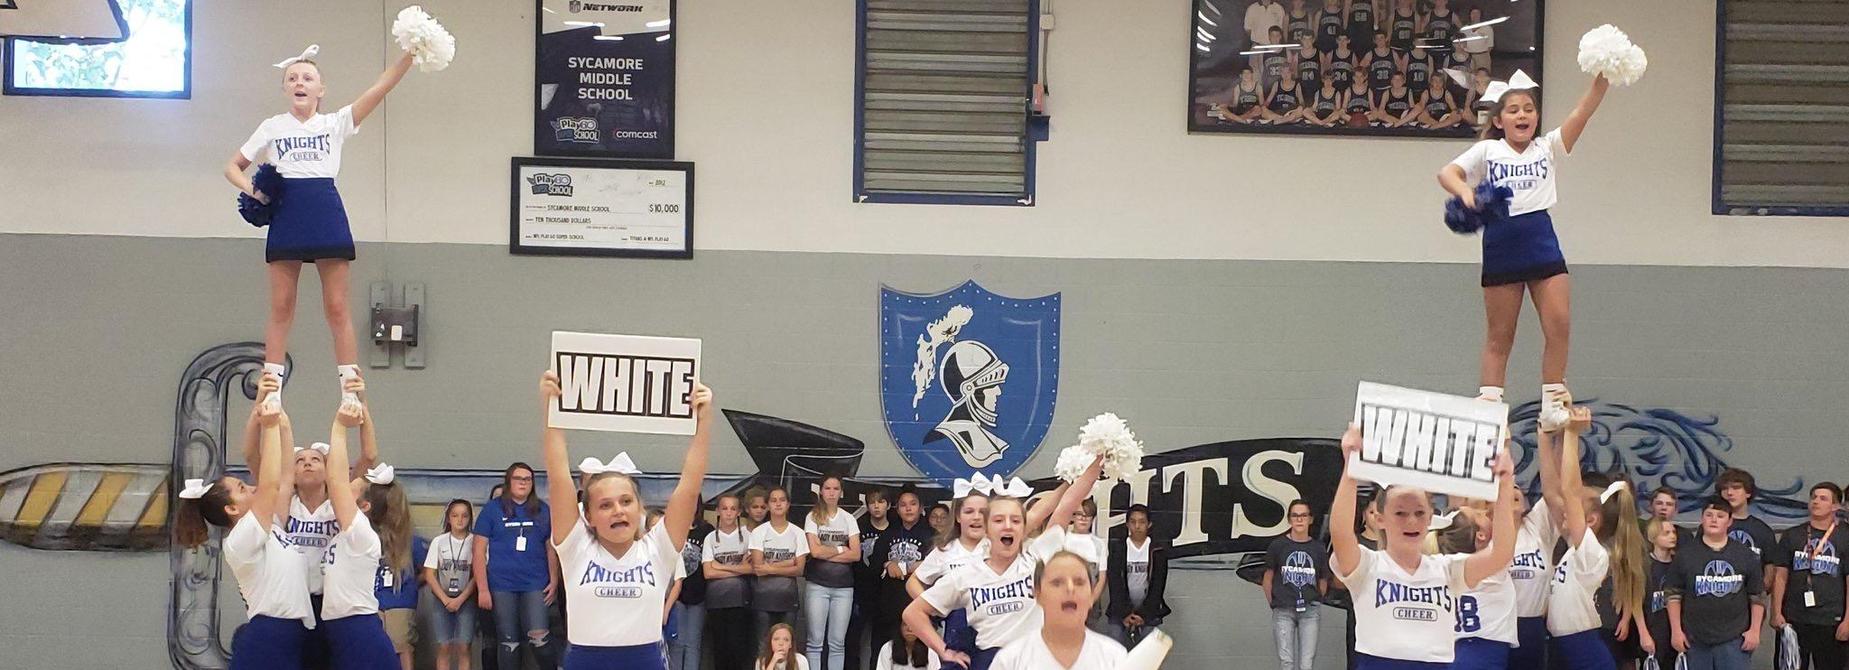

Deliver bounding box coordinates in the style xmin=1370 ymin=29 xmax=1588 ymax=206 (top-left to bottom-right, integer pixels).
xmin=249 ymin=375 xmax=286 ymax=531
xmin=1330 ymin=424 xmax=1363 ymax=575
xmin=664 ymin=383 xmax=715 ymax=551
xmin=1034 ymin=455 xmax=1106 ymax=534
xmin=1535 ymin=421 xmax=1568 ymax=528
xmin=1557 ymin=74 xmax=1608 ymax=153
xmin=1463 ymin=445 xmax=1518 ymax=587
xmin=1557 ymin=407 xmax=1591 ymax=548
xmin=539 ymin=371 xmax=579 ymax=547
xmin=349 ymin=376 xmax=378 ymax=479
xmin=349 ymin=52 xmax=415 ymax=127
xmin=325 ymin=403 xmax=365 ymax=530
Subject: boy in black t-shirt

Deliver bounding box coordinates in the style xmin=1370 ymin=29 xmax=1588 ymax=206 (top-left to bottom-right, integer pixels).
xmin=1668 ymin=497 xmax=1765 ymax=670
xmin=1263 ymin=499 xmax=1329 ymax=670
xmin=1772 ymin=482 xmax=1849 ymax=670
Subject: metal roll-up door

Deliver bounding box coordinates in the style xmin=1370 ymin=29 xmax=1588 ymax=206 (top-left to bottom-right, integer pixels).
xmin=1716 ymin=0 xmax=1849 ymax=215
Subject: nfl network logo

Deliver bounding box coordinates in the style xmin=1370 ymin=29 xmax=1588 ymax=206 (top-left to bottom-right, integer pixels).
xmin=568 ymin=0 xmax=583 ymax=13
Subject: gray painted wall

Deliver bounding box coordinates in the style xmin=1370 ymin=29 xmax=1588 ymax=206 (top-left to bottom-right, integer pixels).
xmin=5 ymin=233 xmax=1844 ymax=667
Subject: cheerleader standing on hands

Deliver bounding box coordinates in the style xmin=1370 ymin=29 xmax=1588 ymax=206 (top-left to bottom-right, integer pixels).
xmin=224 ymin=43 xmax=417 ymax=412
xmin=539 ymin=370 xmax=716 ymax=670
xmin=1437 ymin=70 xmax=1608 ymax=420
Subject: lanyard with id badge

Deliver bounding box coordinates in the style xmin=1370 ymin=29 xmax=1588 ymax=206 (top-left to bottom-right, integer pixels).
xmin=509 ymin=519 xmax=535 ymax=553
xmin=1802 ymin=522 xmax=1837 ymax=609
xmin=444 ymin=535 xmax=469 ymax=596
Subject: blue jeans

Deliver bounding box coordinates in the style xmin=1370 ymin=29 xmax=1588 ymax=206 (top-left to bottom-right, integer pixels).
xmin=492 ymin=590 xmax=556 ymax=670
xmin=1273 ymin=607 xmax=1320 ymax=670
xmin=669 ymin=602 xmax=704 ymax=670
xmin=805 ymin=585 xmax=855 ymax=670
xmin=1682 ymin=641 xmax=1750 ymax=670
xmin=429 ymin=600 xmax=479 ymax=644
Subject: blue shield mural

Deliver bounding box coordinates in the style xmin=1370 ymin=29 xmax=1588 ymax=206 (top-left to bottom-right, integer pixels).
xmin=879 ymin=281 xmax=1060 ymax=485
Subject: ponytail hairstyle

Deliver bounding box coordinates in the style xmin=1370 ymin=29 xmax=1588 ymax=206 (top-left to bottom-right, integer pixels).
xmin=1595 ymin=480 xmax=1648 ymax=627
xmin=174 ymin=478 xmax=237 ymax=549
xmin=888 ymin=625 xmax=931 ymax=668
xmin=363 ymin=480 xmax=414 ymax=576
xmin=941 ymin=491 xmax=991 ymax=549
xmin=1435 ymin=508 xmax=1482 ymax=555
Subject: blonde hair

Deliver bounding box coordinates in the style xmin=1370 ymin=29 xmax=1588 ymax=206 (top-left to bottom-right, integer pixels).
xmin=1594 ymin=483 xmax=1648 ymax=626
xmin=363 ymin=481 xmax=414 ymax=575
xmin=584 ymin=472 xmax=647 ymax=542
xmin=809 ymin=476 xmax=844 ymax=527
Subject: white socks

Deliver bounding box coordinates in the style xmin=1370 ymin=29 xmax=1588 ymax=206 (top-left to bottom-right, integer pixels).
xmin=262 ymin=362 xmax=287 ymax=409
xmin=338 ymin=364 xmax=362 ymax=411
xmin=1477 ymin=386 xmax=1504 ymax=402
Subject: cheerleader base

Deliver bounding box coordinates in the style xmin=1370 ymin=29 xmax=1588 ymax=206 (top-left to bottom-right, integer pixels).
xmin=266 ymin=177 xmax=356 ymax=263
xmin=564 ymin=642 xmax=665 ymax=670
xmin=323 ymin=613 xmax=400 ymax=670
xmin=1549 ymin=629 xmax=1616 ymax=670
xmin=229 ymin=615 xmax=310 ymax=670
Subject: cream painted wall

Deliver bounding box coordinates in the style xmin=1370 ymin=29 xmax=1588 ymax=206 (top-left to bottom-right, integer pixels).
xmin=3 ymin=0 xmax=1845 ymax=267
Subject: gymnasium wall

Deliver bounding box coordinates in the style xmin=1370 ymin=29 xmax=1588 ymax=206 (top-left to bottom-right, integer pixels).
xmin=2 ymin=0 xmax=1847 ymax=265
xmin=2 ymin=1 xmax=1846 ymax=669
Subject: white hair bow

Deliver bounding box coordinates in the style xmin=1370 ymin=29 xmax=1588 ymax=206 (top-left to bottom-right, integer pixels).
xmin=1480 ymin=69 xmax=1538 ymax=105
xmin=992 ymin=477 xmax=1033 ymax=498
xmin=274 ymin=44 xmax=320 ymax=69
xmin=178 ymin=478 xmax=214 ymax=500
xmin=580 ymin=453 xmax=640 ymax=475
xmin=953 ymin=473 xmax=994 ymax=498
xmin=1429 ymin=509 xmax=1458 ymax=531
xmin=295 ymin=442 xmax=331 ymax=455
xmin=1599 ymin=480 xmax=1628 ymax=504
xmin=364 ymin=464 xmax=396 ymax=485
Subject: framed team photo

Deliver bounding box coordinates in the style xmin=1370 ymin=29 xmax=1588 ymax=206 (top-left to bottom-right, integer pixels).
xmin=1187 ymin=0 xmax=1545 ymax=139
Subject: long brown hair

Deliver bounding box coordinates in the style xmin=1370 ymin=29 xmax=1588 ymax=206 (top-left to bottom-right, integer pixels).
xmin=500 ymin=462 xmax=540 ymax=517
xmin=364 ymin=481 xmax=414 ymax=576
xmin=174 ymin=478 xmax=236 ymax=548
xmin=757 ymin=622 xmax=798 ymax=669
xmin=1596 ymin=482 xmax=1648 ymax=628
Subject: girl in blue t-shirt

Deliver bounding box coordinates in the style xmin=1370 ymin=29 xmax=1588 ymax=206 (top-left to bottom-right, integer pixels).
xmin=473 ymin=462 xmax=558 ymax=670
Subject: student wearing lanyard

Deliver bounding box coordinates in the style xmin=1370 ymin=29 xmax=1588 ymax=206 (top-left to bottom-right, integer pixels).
xmin=425 ymin=499 xmax=479 ymax=670
xmin=537 ymin=370 xmax=717 ymax=669
xmin=1771 ymin=482 xmax=1848 ymax=670
xmin=474 ymin=462 xmax=559 ymax=670
xmin=1263 ymin=500 xmax=1329 ymax=670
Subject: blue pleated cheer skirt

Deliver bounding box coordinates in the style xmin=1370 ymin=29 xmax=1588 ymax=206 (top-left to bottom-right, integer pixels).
xmin=266 ymin=177 xmax=355 ymax=263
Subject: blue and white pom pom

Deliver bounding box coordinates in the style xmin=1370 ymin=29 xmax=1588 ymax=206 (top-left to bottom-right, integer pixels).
xmin=1442 ymin=182 xmax=1513 ymax=235
xmin=1054 ymin=412 xmax=1146 ymax=482
xmin=392 ymin=5 xmax=455 ymax=73
xmin=237 ymin=164 xmax=283 ymax=227
xmin=1578 ymin=24 xmax=1647 ymax=86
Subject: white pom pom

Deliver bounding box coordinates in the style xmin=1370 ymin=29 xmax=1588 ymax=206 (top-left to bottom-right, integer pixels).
xmin=1577 ymin=24 xmax=1646 ymax=86
xmin=1066 ymin=412 xmax=1146 ymax=482
xmin=392 ymin=5 xmax=456 ymax=73
xmin=1053 ymin=445 xmax=1094 ymax=483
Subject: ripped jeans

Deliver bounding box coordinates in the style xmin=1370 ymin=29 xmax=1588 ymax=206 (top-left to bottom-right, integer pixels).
xmin=492 ymin=590 xmax=557 ymax=670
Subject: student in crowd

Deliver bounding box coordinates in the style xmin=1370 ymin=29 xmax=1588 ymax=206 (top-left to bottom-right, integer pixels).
xmin=1771 ymin=482 xmax=1848 ymax=670
xmin=425 ymin=499 xmax=480 ymax=670
xmin=746 ymin=488 xmax=771 ymax=530
xmin=875 ymin=622 xmax=940 ymax=670
xmin=874 ymin=490 xmax=934 ymax=662
xmin=704 ymin=494 xmax=757 ymax=670
xmin=1107 ymin=504 xmax=1170 ymax=648
xmin=852 ymin=489 xmax=894 ymax=670
xmin=758 ymin=623 xmax=810 ymax=670
xmin=927 ymin=503 xmax=952 ymax=539
xmin=1643 ymin=517 xmax=1680 ymax=670
xmin=751 ymin=486 xmax=809 ymax=638
xmin=473 ymin=461 xmax=559 ymax=670
xmin=1067 ymin=499 xmax=1109 ymax=632
xmin=806 ymin=476 xmax=863 ymax=670
xmin=1667 ymin=497 xmax=1766 ymax=670
xmin=1716 ymin=468 xmax=1783 ymax=659
xmin=672 ymin=501 xmax=716 ymax=670
xmin=1264 ymin=500 xmax=1329 ymax=670
xmin=477 ymin=485 xmax=504 ymax=670
xmin=362 ymin=463 xmax=423 ymax=670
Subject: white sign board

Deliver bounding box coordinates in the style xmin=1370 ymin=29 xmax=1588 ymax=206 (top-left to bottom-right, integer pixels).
xmin=1350 ymin=381 xmax=1507 ymax=500
xmin=511 ymin=158 xmax=693 ymax=259
xmin=550 ymin=331 xmax=701 ymax=435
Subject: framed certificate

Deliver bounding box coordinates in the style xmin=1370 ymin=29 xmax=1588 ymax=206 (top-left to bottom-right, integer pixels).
xmin=509 ymin=157 xmax=694 ymax=259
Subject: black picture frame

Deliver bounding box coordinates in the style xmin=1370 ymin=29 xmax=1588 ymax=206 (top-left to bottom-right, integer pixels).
xmin=532 ymin=0 xmax=677 ymax=159
xmin=1186 ymin=0 xmax=1543 ymax=139
xmin=509 ymin=156 xmax=695 ymax=260
xmin=3 ymin=0 xmax=192 ymax=100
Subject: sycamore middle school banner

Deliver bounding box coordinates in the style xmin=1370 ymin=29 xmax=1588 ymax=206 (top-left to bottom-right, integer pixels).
xmin=535 ymin=0 xmax=676 ymax=158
